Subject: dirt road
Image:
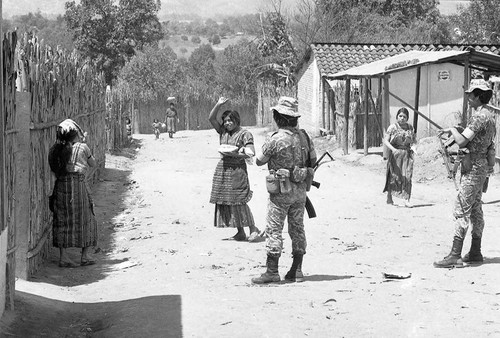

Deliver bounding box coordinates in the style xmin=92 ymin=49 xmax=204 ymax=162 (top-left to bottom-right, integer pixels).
xmin=2 ymin=127 xmax=500 ymax=337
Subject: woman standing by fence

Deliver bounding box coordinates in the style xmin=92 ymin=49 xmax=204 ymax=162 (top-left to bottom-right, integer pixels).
xmin=48 ymin=119 xmax=98 ymax=268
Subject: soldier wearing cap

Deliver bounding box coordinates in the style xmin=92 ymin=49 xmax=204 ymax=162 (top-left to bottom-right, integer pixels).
xmin=434 ymin=78 xmax=497 ymax=268
xmin=251 ymin=96 xmax=317 ymax=284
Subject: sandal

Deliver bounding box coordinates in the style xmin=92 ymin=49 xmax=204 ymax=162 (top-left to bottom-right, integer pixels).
xmin=80 ymin=259 xmax=97 ymax=266
xmin=59 ymin=261 xmax=79 ymax=268
xmin=248 ymin=232 xmax=264 ymax=243
xmin=222 ymin=233 xmax=247 ymax=241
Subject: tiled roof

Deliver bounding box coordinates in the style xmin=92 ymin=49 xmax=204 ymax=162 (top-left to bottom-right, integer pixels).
xmin=310 ymin=43 xmax=500 ymax=77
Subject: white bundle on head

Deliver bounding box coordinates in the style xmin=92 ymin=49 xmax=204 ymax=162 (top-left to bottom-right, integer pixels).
xmin=58 ymin=119 xmax=84 ymax=135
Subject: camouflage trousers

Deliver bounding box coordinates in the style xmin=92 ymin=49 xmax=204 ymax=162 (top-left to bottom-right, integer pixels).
xmin=453 ymin=161 xmax=487 ymax=239
xmin=265 ymin=184 xmax=307 ymax=257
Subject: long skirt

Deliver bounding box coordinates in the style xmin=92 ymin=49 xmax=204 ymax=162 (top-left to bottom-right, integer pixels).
xmin=214 ymin=204 xmax=255 ymax=228
xmin=210 ymin=157 xmax=254 ymax=228
xmin=52 ymin=173 xmax=98 ymax=248
xmin=166 ymin=117 xmax=176 ymax=133
xmin=383 ymin=148 xmax=414 ymax=200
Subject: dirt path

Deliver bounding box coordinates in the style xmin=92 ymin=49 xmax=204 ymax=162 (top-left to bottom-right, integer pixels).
xmin=2 ymin=127 xmax=500 ymax=337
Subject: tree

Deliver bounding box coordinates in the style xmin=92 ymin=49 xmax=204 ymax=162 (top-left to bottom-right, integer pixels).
xmin=115 ymin=45 xmax=183 ymax=102
xmin=451 ymin=0 xmax=500 ymax=44
xmin=191 ymin=36 xmax=201 ymax=44
xmin=211 ymin=34 xmax=221 ymax=45
xmin=65 ymin=0 xmax=164 ymax=84
xmin=214 ymin=39 xmax=263 ymax=103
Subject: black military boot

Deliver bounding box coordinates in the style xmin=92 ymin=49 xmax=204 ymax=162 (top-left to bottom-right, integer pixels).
xmin=251 ymin=255 xmax=280 ymax=284
xmin=285 ymin=254 xmax=304 ymax=282
xmin=433 ymin=236 xmax=464 ymax=268
xmin=462 ymin=236 xmax=483 ymax=264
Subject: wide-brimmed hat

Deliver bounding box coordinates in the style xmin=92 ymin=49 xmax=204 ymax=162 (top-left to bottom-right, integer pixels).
xmin=271 ymin=96 xmax=300 ymax=117
xmin=465 ymin=78 xmax=492 ymax=93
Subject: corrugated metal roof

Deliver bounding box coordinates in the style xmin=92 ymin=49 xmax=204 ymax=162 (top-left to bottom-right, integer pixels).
xmin=309 ymin=43 xmax=500 ymax=77
xmin=327 ymin=49 xmax=500 ymax=79
xmin=329 ymin=50 xmax=467 ymax=78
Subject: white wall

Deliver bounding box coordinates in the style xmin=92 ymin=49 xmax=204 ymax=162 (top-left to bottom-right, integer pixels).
xmin=0 ymin=227 xmax=7 ymax=318
xmin=387 ymin=63 xmax=464 ymax=139
xmin=297 ymin=58 xmax=321 ymax=135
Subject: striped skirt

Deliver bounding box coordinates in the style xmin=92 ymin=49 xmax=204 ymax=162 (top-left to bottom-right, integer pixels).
xmin=210 ymin=157 xmax=254 ymax=228
xmin=210 ymin=157 xmax=252 ymax=205
xmin=214 ymin=204 xmax=255 ymax=228
xmin=52 ymin=173 xmax=98 ymax=248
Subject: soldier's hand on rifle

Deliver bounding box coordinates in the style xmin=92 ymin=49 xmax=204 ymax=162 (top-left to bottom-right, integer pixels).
xmin=438 ymin=128 xmax=452 ymax=137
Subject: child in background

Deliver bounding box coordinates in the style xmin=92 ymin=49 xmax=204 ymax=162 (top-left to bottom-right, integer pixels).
xmin=152 ymin=119 xmax=161 ymax=139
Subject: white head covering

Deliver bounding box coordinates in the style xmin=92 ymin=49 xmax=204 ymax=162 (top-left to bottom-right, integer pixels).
xmin=58 ymin=119 xmax=84 ymax=136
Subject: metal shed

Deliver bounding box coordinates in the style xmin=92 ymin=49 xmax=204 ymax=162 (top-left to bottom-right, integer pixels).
xmin=327 ymin=48 xmax=500 ymax=155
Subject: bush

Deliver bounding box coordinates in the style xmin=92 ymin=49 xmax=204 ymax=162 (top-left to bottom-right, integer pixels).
xmin=181 ymin=35 xmax=188 ymax=41
xmin=211 ymin=34 xmax=221 ymax=45
xmin=180 ymin=47 xmax=188 ymax=54
xmin=191 ymin=35 xmax=201 ymax=44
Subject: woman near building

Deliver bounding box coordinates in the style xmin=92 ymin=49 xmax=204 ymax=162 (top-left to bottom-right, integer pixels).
xmin=48 ymin=119 xmax=98 ymax=268
xmin=208 ymin=97 xmax=261 ymax=242
xmin=383 ymin=107 xmax=416 ymax=208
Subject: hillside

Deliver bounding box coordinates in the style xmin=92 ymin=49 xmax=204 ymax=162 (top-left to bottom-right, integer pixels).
xmin=2 ymin=0 xmax=468 ymax=19
xmin=163 ymin=34 xmax=257 ymax=59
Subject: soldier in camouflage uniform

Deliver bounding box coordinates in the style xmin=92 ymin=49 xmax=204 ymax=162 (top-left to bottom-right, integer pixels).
xmin=434 ymin=78 xmax=497 ymax=268
xmin=251 ymin=97 xmax=317 ymax=284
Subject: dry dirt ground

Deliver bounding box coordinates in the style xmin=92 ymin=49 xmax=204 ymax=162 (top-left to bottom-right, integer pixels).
xmin=2 ymin=127 xmax=500 ymax=338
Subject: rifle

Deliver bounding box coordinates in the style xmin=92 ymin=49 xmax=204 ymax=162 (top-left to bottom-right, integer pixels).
xmin=437 ymin=135 xmax=468 ymax=191
xmin=305 ymin=151 xmax=335 ymax=218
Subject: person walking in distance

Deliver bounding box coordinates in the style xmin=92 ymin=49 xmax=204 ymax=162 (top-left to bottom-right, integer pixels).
xmin=252 ymin=96 xmax=317 ymax=284
xmin=164 ymin=102 xmax=179 ymax=138
xmin=434 ymin=78 xmax=497 ymax=268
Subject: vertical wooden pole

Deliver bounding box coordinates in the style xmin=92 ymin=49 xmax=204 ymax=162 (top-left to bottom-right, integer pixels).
xmin=321 ymin=78 xmax=326 ymax=130
xmin=462 ymin=58 xmax=470 ymax=126
xmin=0 ymin=0 xmax=7 ymax=317
xmin=185 ymin=102 xmax=190 ymax=131
xmin=363 ymin=78 xmax=369 ymax=155
xmin=343 ymin=79 xmax=351 ymax=155
xmin=15 ymin=93 xmax=31 ymax=280
xmin=326 ymin=85 xmax=331 ymax=131
xmin=382 ymin=76 xmax=390 ymax=159
xmin=413 ymin=67 xmax=421 ymax=134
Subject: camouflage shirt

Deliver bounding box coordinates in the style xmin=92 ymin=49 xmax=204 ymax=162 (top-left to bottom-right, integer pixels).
xmin=466 ymin=105 xmax=497 ymax=155
xmin=260 ymin=127 xmax=315 ymax=171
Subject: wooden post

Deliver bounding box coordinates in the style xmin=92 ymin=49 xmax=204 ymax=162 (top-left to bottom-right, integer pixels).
xmin=185 ymin=102 xmax=190 ymax=131
xmin=0 ymin=0 xmax=7 ymax=317
xmin=382 ymin=76 xmax=390 ymax=159
xmin=363 ymin=78 xmax=369 ymax=155
xmin=321 ymin=78 xmax=326 ymax=130
xmin=15 ymin=93 xmax=31 ymax=280
xmin=326 ymin=86 xmax=331 ymax=131
xmin=413 ymin=67 xmax=421 ymax=134
xmin=462 ymin=58 xmax=470 ymax=127
xmin=343 ymin=79 xmax=351 ymax=155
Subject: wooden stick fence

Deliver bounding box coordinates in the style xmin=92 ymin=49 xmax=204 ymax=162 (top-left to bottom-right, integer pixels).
xmin=1 ymin=31 xmax=108 ymax=279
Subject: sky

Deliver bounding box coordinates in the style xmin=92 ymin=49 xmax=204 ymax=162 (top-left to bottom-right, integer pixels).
xmin=2 ymin=0 xmax=470 ymax=19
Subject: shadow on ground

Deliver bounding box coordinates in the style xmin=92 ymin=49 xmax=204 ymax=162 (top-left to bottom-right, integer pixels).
xmin=29 ymin=141 xmax=142 ymax=287
xmin=0 ymin=291 xmax=182 ymax=338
